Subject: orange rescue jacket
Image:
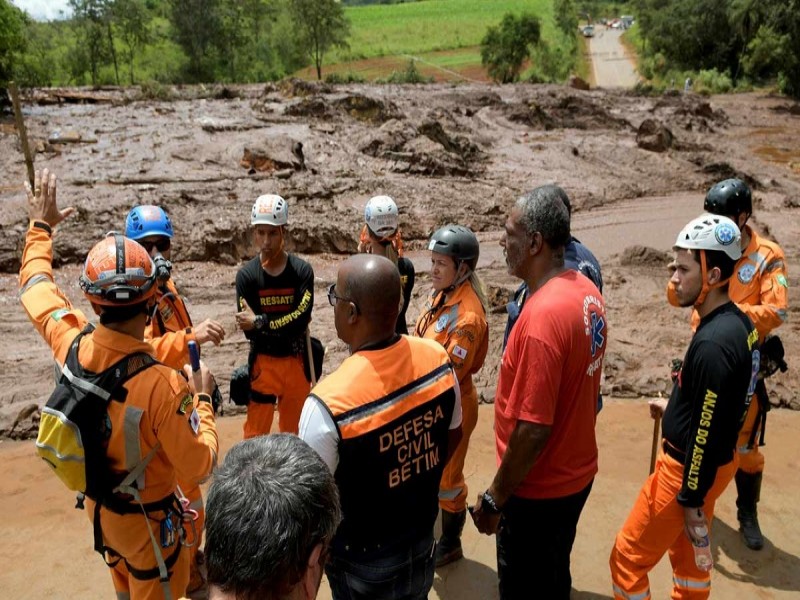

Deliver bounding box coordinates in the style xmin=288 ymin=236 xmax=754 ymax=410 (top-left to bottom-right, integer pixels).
xmin=19 ymin=224 xmax=218 ymax=505
xmin=691 ymin=225 xmax=788 ymax=340
xmin=414 ymin=282 xmax=489 ymax=402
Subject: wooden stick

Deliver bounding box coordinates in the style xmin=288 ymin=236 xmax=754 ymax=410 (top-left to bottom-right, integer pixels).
xmin=305 ymin=329 xmax=318 ymax=386
xmin=649 ymin=412 xmax=661 ymax=475
xmin=8 ymin=82 xmax=35 ymax=190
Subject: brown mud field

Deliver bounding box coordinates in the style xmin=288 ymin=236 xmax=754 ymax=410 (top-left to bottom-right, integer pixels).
xmin=1 ymin=83 xmax=799 ymax=597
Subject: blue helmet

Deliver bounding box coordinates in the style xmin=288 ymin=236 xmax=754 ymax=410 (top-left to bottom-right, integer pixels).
xmin=125 ymin=205 xmax=174 ymax=240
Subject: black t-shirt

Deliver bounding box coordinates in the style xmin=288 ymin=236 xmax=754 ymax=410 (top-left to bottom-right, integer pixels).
xmin=662 ymin=302 xmax=759 ymax=507
xmin=235 ymin=254 xmax=314 ymax=357
xmin=397 ymin=257 xmax=416 ymax=335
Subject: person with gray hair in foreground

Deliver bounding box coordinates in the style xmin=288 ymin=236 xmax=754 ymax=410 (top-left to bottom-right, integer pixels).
xmin=204 ymin=434 xmax=341 ymax=600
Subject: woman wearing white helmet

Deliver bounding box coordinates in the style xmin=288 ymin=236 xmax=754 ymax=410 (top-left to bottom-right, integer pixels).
xmin=359 ymin=195 xmax=416 ymax=334
xmin=413 ymin=224 xmax=489 ymax=567
xmin=234 ymin=194 xmax=316 ymax=438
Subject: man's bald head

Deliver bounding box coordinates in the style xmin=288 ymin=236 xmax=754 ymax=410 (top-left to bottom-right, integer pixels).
xmin=340 ymin=254 xmax=401 ymax=331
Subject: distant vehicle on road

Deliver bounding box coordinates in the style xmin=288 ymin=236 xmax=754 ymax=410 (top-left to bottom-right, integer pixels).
xmin=621 ymin=15 xmax=635 ymax=29
xmin=582 ymin=25 xmax=595 ymax=37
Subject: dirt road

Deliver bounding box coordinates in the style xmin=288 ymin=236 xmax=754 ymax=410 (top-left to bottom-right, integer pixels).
xmin=1 ymin=401 xmax=799 ymax=599
xmin=589 ymin=28 xmax=638 ymax=88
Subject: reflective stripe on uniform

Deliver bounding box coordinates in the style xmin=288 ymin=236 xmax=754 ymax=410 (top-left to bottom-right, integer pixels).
xmin=123 ymin=406 xmax=145 ymax=490
xmin=61 ymin=363 xmax=112 ymax=400
xmin=673 ymin=575 xmax=710 ymax=590
xmin=336 ymin=363 xmax=452 ymax=426
xmin=438 ymin=487 xmax=462 ymax=500
xmin=612 ymin=583 xmax=651 ymax=600
xmin=116 ymin=592 xmax=131 ymax=600
xmin=18 ymin=273 xmax=53 ymax=297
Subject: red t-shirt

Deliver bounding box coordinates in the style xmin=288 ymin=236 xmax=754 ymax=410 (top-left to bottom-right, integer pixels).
xmin=495 ymin=270 xmax=606 ymax=499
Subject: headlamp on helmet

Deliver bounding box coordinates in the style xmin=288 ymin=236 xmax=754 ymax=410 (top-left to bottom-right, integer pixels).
xmin=80 ymin=235 xmax=157 ymax=306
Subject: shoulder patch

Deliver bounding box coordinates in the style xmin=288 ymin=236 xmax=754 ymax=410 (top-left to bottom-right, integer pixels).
xmin=177 ymin=394 xmax=193 ymax=415
xmin=737 ymin=263 xmax=756 ymax=284
xmin=50 ymin=308 xmax=69 ymax=321
xmin=776 ymin=274 xmax=788 ymax=288
xmin=434 ymin=313 xmax=449 ymax=333
xmin=453 ymin=345 xmax=468 ymax=360
xmin=189 ymin=408 xmax=200 ymax=434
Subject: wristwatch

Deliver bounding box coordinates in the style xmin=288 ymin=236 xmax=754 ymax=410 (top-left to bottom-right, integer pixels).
xmin=481 ymin=490 xmax=502 ymax=514
xmin=254 ymin=315 xmax=265 ymax=330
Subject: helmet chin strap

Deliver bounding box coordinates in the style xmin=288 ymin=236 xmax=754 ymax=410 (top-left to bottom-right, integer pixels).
xmin=261 ymin=227 xmax=285 ymax=269
xmin=443 ymin=263 xmax=471 ymax=293
xmin=693 ymin=251 xmax=730 ymax=307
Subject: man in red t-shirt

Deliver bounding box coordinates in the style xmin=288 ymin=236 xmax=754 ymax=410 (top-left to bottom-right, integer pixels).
xmin=472 ymin=185 xmax=607 ymax=600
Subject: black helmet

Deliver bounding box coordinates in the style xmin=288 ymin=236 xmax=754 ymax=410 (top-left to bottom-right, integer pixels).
xmin=428 ymin=224 xmax=480 ymax=269
xmin=704 ymin=179 xmax=752 ymax=218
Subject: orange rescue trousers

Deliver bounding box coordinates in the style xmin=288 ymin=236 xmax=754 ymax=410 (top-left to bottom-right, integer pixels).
xmin=609 ymin=448 xmax=738 ymax=600
xmin=244 ymin=354 xmax=310 ymax=438
xmin=88 ymin=500 xmax=190 ymax=600
xmin=736 ymin=396 xmax=765 ymax=474
xmin=439 ymin=386 xmax=478 ymax=513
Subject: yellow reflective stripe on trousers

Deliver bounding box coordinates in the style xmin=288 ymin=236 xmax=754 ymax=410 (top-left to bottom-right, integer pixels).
xmin=612 ymin=583 xmax=651 ymax=600
xmin=123 ymin=406 xmax=146 ymax=490
xmin=673 ymin=575 xmax=711 ymax=590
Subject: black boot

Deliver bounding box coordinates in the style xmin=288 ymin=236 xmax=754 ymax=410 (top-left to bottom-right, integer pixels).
xmin=735 ymin=470 xmax=764 ymax=551
xmin=435 ymin=509 xmax=466 ymax=567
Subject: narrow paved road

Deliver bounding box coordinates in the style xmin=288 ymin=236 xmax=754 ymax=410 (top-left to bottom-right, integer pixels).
xmin=588 ymin=28 xmax=638 ymax=88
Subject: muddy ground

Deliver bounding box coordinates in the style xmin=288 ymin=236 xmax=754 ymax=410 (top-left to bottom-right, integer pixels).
xmin=1 ymin=82 xmax=798 ymax=438
xmin=0 ymin=82 xmax=798 ymax=597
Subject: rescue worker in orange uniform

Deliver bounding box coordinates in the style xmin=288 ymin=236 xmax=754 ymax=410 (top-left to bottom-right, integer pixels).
xmin=235 ymin=194 xmax=314 ymax=437
xmin=357 ymin=195 xmax=415 ymax=334
xmin=125 ymin=204 xmax=226 ymax=592
xmin=698 ymin=179 xmax=789 ymax=550
xmin=299 ymin=254 xmax=462 ymax=600
xmin=19 ymin=169 xmax=218 ymax=600
xmin=610 ymin=214 xmax=759 ymax=600
xmin=414 ymin=224 xmax=488 ymax=567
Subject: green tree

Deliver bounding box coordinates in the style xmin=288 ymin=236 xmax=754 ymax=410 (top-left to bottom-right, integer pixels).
xmin=112 ymin=0 xmax=150 ymax=84
xmin=480 ymin=13 xmax=541 ymax=83
xmin=0 ymin=0 xmax=27 ymax=86
xmin=289 ymin=0 xmax=350 ymax=80
xmin=169 ymin=0 xmax=223 ymax=82
xmin=69 ymin=0 xmax=115 ymax=85
xmin=554 ymin=0 xmax=578 ymax=37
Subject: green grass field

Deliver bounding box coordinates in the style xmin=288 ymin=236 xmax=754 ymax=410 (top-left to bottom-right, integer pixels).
xmin=304 ymin=0 xmax=575 ymax=82
xmin=333 ymin=0 xmax=557 ymax=62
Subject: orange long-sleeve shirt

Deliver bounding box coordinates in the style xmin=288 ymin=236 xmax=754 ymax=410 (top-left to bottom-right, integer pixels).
xmin=145 ymin=278 xmax=196 ymax=371
xmin=691 ymin=225 xmax=788 ymax=340
xmin=19 ymin=224 xmax=218 ymax=504
xmin=414 ymin=282 xmax=489 ymax=402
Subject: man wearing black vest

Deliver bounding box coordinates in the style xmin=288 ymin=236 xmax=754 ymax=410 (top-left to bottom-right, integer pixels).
xmin=300 ymin=254 xmax=462 ymax=600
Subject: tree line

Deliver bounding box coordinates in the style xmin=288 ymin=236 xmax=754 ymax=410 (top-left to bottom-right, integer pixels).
xmin=0 ymin=0 xmax=348 ymax=87
xmin=633 ymin=0 xmax=800 ymax=97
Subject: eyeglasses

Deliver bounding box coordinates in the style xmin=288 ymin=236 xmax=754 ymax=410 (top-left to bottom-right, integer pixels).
xmin=327 ymin=284 xmax=359 ymax=314
xmin=138 ymin=238 xmax=171 ymax=253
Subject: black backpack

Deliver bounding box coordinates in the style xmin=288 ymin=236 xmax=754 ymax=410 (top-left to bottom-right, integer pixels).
xmin=36 ymin=325 xmax=157 ymax=504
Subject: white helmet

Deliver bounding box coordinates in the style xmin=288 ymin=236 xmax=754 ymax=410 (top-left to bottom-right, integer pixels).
xmin=674 ymin=214 xmax=741 ymax=261
xmin=365 ymin=195 xmax=399 ymax=238
xmin=251 ymin=194 xmax=288 ymax=226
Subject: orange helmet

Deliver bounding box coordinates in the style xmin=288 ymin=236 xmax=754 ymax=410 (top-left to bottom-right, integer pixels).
xmin=79 ymin=234 xmax=157 ymax=306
